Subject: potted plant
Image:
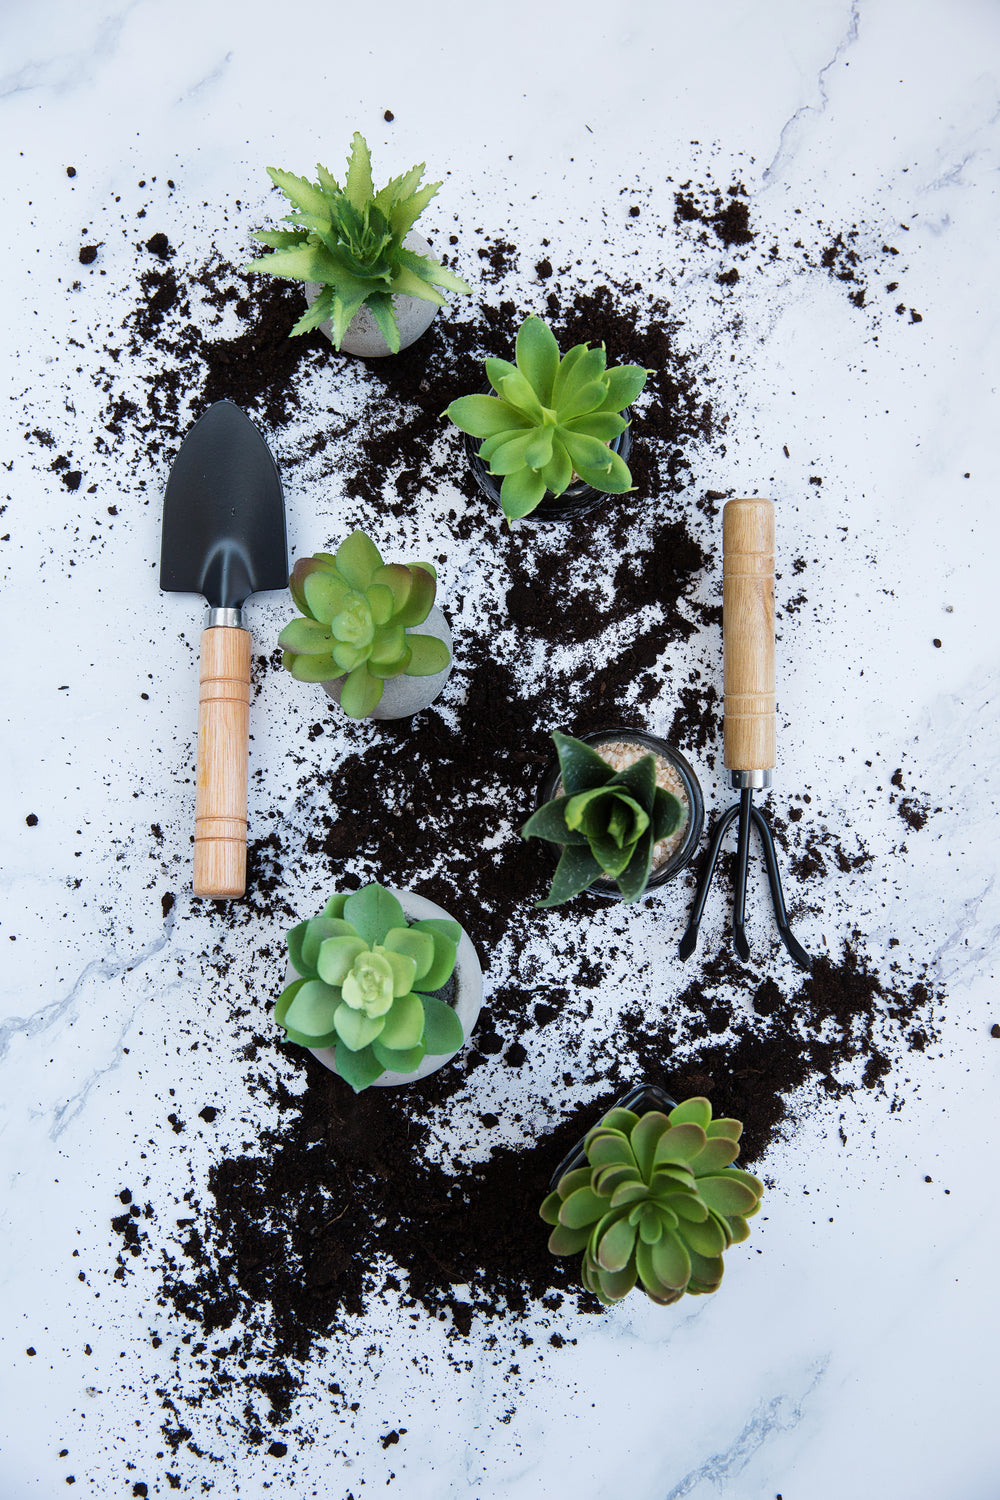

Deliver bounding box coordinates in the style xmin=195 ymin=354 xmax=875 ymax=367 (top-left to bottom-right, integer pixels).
xmin=278 ymin=528 xmax=452 ymax=720
xmin=540 ymin=1085 xmax=763 ymax=1306
xmin=444 ymin=314 xmax=648 ymax=524
xmin=522 ymin=729 xmax=704 ymax=905
xmin=245 ymin=132 xmax=471 ymax=357
xmin=275 ymin=883 xmax=483 ymax=1093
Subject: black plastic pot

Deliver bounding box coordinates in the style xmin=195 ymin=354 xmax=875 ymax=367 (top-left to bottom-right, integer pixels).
xmin=536 ymin=728 xmax=705 ymax=899
xmin=549 ymin=1082 xmax=678 ymax=1191
xmin=464 ymin=405 xmax=633 ymax=524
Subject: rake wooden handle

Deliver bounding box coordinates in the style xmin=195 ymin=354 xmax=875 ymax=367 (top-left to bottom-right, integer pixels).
xmin=193 ymin=626 xmax=251 ymax=898
xmin=723 ymin=498 xmax=776 ymax=774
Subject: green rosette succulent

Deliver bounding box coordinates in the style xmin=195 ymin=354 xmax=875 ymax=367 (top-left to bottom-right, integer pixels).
xmin=540 ymin=1097 xmax=763 ymax=1307
xmin=245 ymin=132 xmax=470 ymax=352
xmin=274 ymin=884 xmax=465 ymax=1093
xmin=444 ymin=314 xmax=649 ymax=522
xmin=278 ymin=529 xmax=451 ymax=719
xmin=521 ymin=731 xmax=683 ymax=906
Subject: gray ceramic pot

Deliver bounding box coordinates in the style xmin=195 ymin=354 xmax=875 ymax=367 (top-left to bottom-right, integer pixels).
xmin=321 ymin=604 xmax=453 ymax=721
xmin=306 ymin=230 xmax=439 ymax=357
xmin=305 ymin=890 xmax=483 ymax=1087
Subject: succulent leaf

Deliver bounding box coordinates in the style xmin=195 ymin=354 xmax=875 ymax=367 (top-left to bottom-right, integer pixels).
xmin=280 ymin=978 xmax=342 ymax=1041
xmin=410 ymin=929 xmax=458 ymax=993
xmin=420 ymin=994 xmax=464 ymax=1054
xmin=500 ymin=467 xmax=548 ymax=522
xmin=372 ymin=1038 xmax=426 ymax=1073
xmin=520 ymin=797 xmax=591 ymax=847
xmin=303 ymin=570 xmax=351 ymax=625
xmin=278 ymin=617 xmax=334 ymax=654
xmin=629 ymin=1112 xmax=672 ymax=1178
xmin=334 ymin=1040 xmax=385 ymax=1093
xmin=333 ymin=1002 xmax=385 ymax=1052
xmin=553 ymin=730 xmax=615 ymax=795
xmin=515 ymin=316 xmax=560 ymax=404
xmin=597 ymin=1215 xmax=638 ymax=1273
xmin=340 ymin=664 xmax=383 ymax=719
xmin=316 ymin=934 xmax=368 ymax=986
xmin=535 ymin=844 xmax=604 ymax=908
xmin=559 ymin=1187 xmax=606 ymax=1230
xmin=378 ymin=991 xmax=425 ymax=1051
xmin=699 ymin=1174 xmax=763 ymax=1216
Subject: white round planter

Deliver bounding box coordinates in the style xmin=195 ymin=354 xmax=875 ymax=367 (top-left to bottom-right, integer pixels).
xmin=322 ymin=604 xmax=452 ymax=721
xmin=305 ymin=891 xmax=483 ymax=1087
xmin=307 ymin=230 xmax=439 ymax=358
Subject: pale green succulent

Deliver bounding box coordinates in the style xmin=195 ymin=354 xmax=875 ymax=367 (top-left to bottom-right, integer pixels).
xmin=540 ymin=1097 xmax=763 ymax=1307
xmin=278 ymin=529 xmax=450 ymax=719
xmin=245 ymin=132 xmax=471 ymax=352
xmin=444 ymin=314 xmax=649 ymax=522
xmin=275 ymin=884 xmax=465 ymax=1093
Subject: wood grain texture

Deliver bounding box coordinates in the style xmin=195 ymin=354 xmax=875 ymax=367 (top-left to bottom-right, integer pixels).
xmin=723 ymin=498 xmax=776 ymax=773
xmin=193 ymin=627 xmax=251 ymax=898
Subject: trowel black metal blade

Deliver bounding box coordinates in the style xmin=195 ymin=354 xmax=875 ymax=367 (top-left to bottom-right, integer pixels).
xmin=160 ymin=400 xmax=287 ymax=608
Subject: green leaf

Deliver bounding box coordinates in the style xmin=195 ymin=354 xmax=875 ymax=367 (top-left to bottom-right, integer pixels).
xmin=550 ymin=343 xmax=590 ymax=405
xmin=638 ymin=1204 xmax=664 ymax=1244
xmin=651 ymin=1228 xmax=692 ymax=1291
xmin=334 ymin=1040 xmax=385 ymax=1093
xmin=565 ymin=786 xmax=648 ymax=844
xmin=690 ymin=1137 xmax=740 ymax=1175
xmin=697 ymin=1175 xmax=761 ymax=1217
xmin=535 ymin=843 xmax=603 ymax=907
xmin=286 ymin=920 xmax=312 ymax=977
xmin=485 ymin=357 xmax=518 ymax=396
xmin=515 ymin=316 xmax=560 ymax=404
xmin=378 ymin=990 xmax=425 ymax=1050
xmin=629 ymin=1112 xmax=672 ymax=1179
xmin=653 ymin=1122 xmax=708 ymax=1166
xmin=387 ymin=264 xmax=446 ymax=306
xmin=607 ymin=751 xmax=657 ymax=807
xmin=383 ymin=927 xmax=435 ymax=977
xmin=288 ymin=652 xmax=339 ymax=683
xmin=390 ymin=564 xmax=433 ymax=628
xmin=558 ymin=1186 xmax=606 ymax=1229
xmin=597 ymin=364 xmax=648 ymax=412
xmin=521 ymin=796 xmax=590 ymax=847
xmin=343 ymin=885 xmax=406 ymax=944
xmin=266 ymin=165 xmax=330 ymax=218
xmin=369 ymin=621 xmax=407 ymax=669
xmin=686 ymin=1250 xmax=725 ymax=1293
xmin=343 ymin=132 xmax=374 ymax=210
xmin=363 ymin=290 xmax=401 ymax=354
xmin=585 ymin=1132 xmax=637 ymax=1171
xmin=316 ymin=934 xmax=367 ymax=986
xmin=652 ymin=788 xmax=684 ymax=842
xmin=614 ymin=829 xmax=654 ymax=903
xmin=593 ymin=1164 xmax=641 ymax=1196
xmin=405 ymin=633 xmax=450 ymax=677
xmin=252 ymin=228 xmax=310 ymax=250
xmin=552 ymin=731 xmax=615 ymax=795
xmin=572 ymin=445 xmax=635 ymax=496
xmin=303 ymin=570 xmax=351 ymax=625
xmin=500 ymin=467 xmax=547 ymax=522
xmin=634 ymin=1238 xmax=674 ymax=1302
xmin=289 ymin=286 xmax=335 ymax=337
xmin=280 ymin=978 xmax=341 ymax=1041
xmin=540 ymin=1189 xmax=563 ymax=1225
xmin=596 ymin=1261 xmax=638 ymax=1303
xmin=706 ymin=1118 xmax=744 ymax=1140
xmin=446 ymin=394 xmax=531 ymax=439
xmin=322 ymin=892 xmax=350 ymax=920
xmin=594 ymin=1107 xmax=641 ymax=1133
xmin=410 ymin=930 xmax=457 ymax=992
xmin=547 ymin=1222 xmax=592 ymax=1256
xmin=488 ymin=430 xmax=538 ymax=476
xmin=333 ymin=1002 xmax=385 ymax=1052
xmin=420 ymin=994 xmax=464 ymax=1054
xmin=679 ymin=1214 xmax=727 ymax=1259
xmin=370 ymin=562 xmax=411 ymax=614
xmin=411 ymin=916 xmax=461 ymax=943
xmin=365 ymin=584 xmax=394 ymax=627
xmin=335 ymin=530 xmax=382 ymax=590
xmin=540 ymin=440 xmax=573 ymax=496
xmin=523 ymin=427 xmax=554 ymax=469
xmin=278 ymin=617 xmax=334 ymax=654
xmin=554 ymin=1167 xmax=593 ymax=1200
xmin=339 ymin=664 xmax=383 ymax=719
xmin=668 ymin=1097 xmax=712 ymax=1130
xmin=556 ymin=379 xmax=608 ymax=423
xmin=670 ymin=1192 xmax=709 ymax=1223
xmin=331 ymin=641 xmax=364 ymax=673
xmin=372 ymin=1038 xmax=426 ymax=1074
xmin=597 ymin=1215 xmax=638 ymax=1273
xmin=388 ymin=178 xmax=438 ymax=237
xmin=299 ymin=917 xmax=346 ymax=971
xmin=564 ymin=412 xmax=628 ymax=442
xmin=396 ymin=246 xmax=470 ymax=294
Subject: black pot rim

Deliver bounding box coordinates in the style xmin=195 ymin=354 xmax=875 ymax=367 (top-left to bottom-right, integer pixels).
xmin=549 ymin=1082 xmax=678 ymax=1191
xmin=536 ymin=728 xmax=705 ymax=898
xmin=463 ymin=396 xmax=634 ymax=525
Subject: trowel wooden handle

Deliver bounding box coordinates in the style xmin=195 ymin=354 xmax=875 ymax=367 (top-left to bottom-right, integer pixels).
xmin=193 ymin=627 xmax=251 ymax=898
xmin=723 ymin=498 xmax=776 ymax=773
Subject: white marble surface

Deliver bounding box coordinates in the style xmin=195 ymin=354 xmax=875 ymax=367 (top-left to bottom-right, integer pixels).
xmin=2 ymin=2 xmax=999 ymax=1497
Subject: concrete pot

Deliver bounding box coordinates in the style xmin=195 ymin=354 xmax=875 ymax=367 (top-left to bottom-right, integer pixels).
xmin=321 ymin=604 xmax=453 ymax=721
xmin=306 ymin=230 xmax=439 ymax=358
xmin=306 ymin=891 xmax=483 ymax=1087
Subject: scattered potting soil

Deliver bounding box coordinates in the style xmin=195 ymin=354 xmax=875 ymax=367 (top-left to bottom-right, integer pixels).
xmin=16 ymin=161 xmax=938 ymax=1469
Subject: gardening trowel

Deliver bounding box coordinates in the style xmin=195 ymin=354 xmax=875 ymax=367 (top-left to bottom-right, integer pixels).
xmin=160 ymin=401 xmax=287 ymax=899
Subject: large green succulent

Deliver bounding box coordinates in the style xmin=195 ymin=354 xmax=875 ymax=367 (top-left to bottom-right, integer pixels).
xmin=275 ymin=884 xmax=465 ymax=1093
xmin=278 ymin=529 xmax=450 ymax=719
xmin=541 ymin=1097 xmax=763 ymax=1307
xmin=245 ymin=132 xmax=471 ymax=352
xmin=444 ymin=314 xmax=649 ymax=522
xmin=521 ymin=731 xmax=683 ymax=905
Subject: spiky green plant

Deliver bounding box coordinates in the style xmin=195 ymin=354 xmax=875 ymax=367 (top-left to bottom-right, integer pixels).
xmin=521 ymin=731 xmax=683 ymax=905
xmin=444 ymin=314 xmax=649 ymax=522
xmin=275 ymin=884 xmax=465 ymax=1093
xmin=278 ymin=529 xmax=450 ymax=719
xmin=245 ymin=132 xmax=471 ymax=352
xmin=540 ymin=1097 xmax=763 ymax=1306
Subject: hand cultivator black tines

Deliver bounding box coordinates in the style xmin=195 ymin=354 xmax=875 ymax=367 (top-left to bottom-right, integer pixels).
xmin=679 ymin=499 xmax=811 ymax=972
